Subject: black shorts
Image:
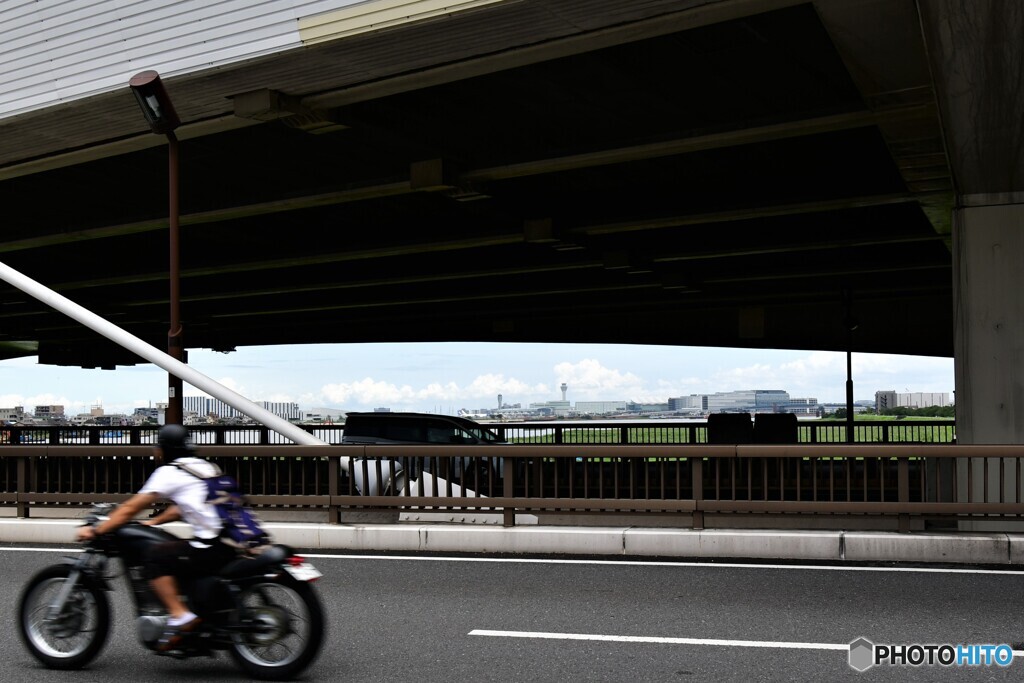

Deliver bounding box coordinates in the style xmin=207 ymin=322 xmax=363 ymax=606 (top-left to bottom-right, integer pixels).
xmin=143 ymin=537 xmax=238 ymax=581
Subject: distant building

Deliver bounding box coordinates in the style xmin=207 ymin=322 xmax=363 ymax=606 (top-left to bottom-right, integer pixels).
xmin=626 ymin=401 xmax=670 ymax=413
xmin=0 ymin=406 xmax=28 ymax=423
xmin=184 ymin=396 xmax=241 ymax=420
xmin=529 ymin=400 xmax=571 ymax=416
xmin=575 ymin=401 xmax=627 ymax=414
xmin=668 ymin=390 xmax=820 ymax=415
xmin=875 ymin=391 xmax=950 ymax=412
xmin=182 ymin=396 xmax=300 ymax=421
xmin=34 ymin=405 xmax=65 ymax=420
xmin=784 ymin=397 xmax=819 ymax=416
xmin=669 ymin=395 xmax=708 ymax=413
xmin=260 ymin=402 xmax=301 ymax=421
xmin=133 ymin=407 xmax=161 ymax=422
xmin=706 ymin=389 xmax=791 ymax=414
xmin=302 ymin=408 xmax=346 ymax=423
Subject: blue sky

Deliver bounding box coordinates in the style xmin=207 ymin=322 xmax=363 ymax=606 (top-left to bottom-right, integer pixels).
xmin=0 ymin=342 xmax=954 ymax=417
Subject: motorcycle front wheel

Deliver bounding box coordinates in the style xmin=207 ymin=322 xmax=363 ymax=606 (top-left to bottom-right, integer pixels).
xmin=18 ymin=564 xmax=111 ymax=669
xmin=229 ymin=578 xmax=325 ymax=680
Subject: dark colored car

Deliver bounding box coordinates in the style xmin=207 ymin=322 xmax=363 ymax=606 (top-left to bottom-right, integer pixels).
xmin=341 ymin=412 xmax=506 ymax=494
xmin=341 ymin=412 xmax=506 ymax=446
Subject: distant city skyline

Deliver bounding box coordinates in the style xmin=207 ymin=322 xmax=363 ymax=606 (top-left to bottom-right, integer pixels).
xmin=0 ymin=342 xmax=955 ymax=417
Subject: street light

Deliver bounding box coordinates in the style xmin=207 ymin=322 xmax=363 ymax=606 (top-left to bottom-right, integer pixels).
xmin=843 ymin=289 xmax=859 ymax=444
xmin=128 ymin=70 xmax=180 ymax=134
xmin=129 ymin=70 xmax=184 ymax=425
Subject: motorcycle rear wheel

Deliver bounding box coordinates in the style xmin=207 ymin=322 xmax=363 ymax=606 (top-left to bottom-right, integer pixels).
xmin=229 ymin=578 xmax=325 ymax=680
xmin=18 ymin=564 xmax=111 ymax=669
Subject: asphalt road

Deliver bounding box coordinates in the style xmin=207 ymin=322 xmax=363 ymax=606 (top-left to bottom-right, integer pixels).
xmin=2 ymin=545 xmax=1023 ymax=682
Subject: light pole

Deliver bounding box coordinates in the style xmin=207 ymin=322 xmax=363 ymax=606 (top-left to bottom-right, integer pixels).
xmin=128 ymin=70 xmax=183 ymax=425
xmin=843 ymin=289 xmax=859 ymax=444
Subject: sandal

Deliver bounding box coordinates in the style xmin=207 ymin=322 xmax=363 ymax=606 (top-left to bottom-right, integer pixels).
xmin=156 ymin=616 xmax=202 ymax=652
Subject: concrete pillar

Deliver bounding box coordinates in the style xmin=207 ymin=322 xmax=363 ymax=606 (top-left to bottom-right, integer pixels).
xmin=953 ymin=202 xmax=1024 ymax=445
xmin=953 ymin=203 xmax=1024 ymax=526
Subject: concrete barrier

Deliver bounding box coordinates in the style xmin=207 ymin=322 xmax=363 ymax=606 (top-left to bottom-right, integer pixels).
xmin=4 ymin=518 xmax=1023 ymax=565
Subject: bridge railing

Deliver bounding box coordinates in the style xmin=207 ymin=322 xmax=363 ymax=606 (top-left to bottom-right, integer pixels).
xmin=0 ymin=441 xmax=1016 ymax=532
xmin=0 ymin=419 xmax=956 ymax=446
xmin=493 ymin=420 xmax=956 ymax=444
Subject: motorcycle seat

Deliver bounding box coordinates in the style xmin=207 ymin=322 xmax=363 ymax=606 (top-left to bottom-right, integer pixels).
xmin=218 ymin=544 xmax=294 ymax=578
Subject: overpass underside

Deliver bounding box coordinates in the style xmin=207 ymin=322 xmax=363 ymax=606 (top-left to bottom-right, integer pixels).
xmin=0 ymin=0 xmax=1020 ymax=440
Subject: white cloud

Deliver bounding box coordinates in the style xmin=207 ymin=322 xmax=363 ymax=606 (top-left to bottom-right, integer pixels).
xmin=464 ymin=373 xmax=544 ymax=398
xmin=321 ymin=377 xmax=417 ymax=405
xmin=553 ymin=358 xmax=646 ymax=397
xmin=851 ymin=354 xmax=954 ymax=394
xmin=2 ymin=392 xmax=68 ymax=409
xmin=319 ymin=373 xmax=550 ymax=408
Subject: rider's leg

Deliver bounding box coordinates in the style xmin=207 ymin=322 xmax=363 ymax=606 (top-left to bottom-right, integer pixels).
xmin=151 ymin=575 xmax=191 ymax=620
xmin=144 ymin=540 xmax=198 ymax=624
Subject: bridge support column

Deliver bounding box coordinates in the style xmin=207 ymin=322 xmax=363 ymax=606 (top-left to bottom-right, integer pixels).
xmin=953 ymin=201 xmax=1024 ymax=528
xmin=953 ymin=202 xmax=1024 ymax=445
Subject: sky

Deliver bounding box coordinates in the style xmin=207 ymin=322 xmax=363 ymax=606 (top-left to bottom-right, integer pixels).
xmin=0 ymin=342 xmax=955 ymax=417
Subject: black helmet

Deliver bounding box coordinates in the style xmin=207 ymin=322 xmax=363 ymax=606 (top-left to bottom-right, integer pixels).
xmin=156 ymin=424 xmax=195 ymax=459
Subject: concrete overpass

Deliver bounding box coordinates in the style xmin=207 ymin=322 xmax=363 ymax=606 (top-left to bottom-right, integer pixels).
xmin=0 ymin=0 xmax=1020 ymax=442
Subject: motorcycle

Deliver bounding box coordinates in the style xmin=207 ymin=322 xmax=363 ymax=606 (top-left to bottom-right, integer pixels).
xmin=17 ymin=504 xmax=325 ymax=680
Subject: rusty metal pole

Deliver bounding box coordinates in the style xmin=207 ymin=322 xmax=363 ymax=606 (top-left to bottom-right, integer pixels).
xmin=844 ymin=289 xmax=857 ymax=444
xmin=129 ymin=70 xmax=184 ymax=426
xmin=166 ymin=130 xmax=183 ymax=425
xmin=846 ymin=346 xmax=854 ymax=443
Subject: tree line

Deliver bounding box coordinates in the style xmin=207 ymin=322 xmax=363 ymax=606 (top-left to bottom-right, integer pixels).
xmin=826 ymin=405 xmax=954 ymax=419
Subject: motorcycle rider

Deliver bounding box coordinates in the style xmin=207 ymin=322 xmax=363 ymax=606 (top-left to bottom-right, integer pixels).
xmin=76 ymin=424 xmax=238 ymax=651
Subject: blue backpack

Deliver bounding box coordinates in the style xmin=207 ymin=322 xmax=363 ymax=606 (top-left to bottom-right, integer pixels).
xmin=175 ymin=461 xmax=271 ymax=550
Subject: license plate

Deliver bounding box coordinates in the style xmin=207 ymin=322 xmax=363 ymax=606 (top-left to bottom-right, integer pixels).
xmin=283 ymin=562 xmax=322 ymax=582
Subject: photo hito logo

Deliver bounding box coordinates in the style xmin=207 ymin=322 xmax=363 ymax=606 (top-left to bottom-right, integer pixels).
xmin=849 ymin=637 xmax=874 ymax=672
xmin=849 ymin=637 xmax=1014 ymax=671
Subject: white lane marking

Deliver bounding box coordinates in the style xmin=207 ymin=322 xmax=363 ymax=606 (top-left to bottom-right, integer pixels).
xmin=293 ymin=554 xmax=1024 ymax=575
xmin=2 ymin=548 xmax=1023 ymax=576
xmin=469 ymin=630 xmax=1024 ymax=658
xmin=469 ymin=630 xmax=847 ymax=650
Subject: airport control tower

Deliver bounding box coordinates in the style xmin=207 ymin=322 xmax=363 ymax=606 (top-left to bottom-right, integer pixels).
xmin=561 ymin=383 xmax=568 ymax=401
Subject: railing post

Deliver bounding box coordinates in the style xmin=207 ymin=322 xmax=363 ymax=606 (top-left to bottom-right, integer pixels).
xmin=328 ymin=454 xmax=340 ymax=524
xmin=692 ymin=456 xmax=704 ymax=529
xmin=16 ymin=456 xmax=28 ymax=518
xmin=898 ymin=457 xmax=910 ymax=532
xmin=503 ymin=455 xmax=515 ymax=527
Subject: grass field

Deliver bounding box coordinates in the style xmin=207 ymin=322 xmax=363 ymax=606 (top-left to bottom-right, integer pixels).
xmin=507 ymin=417 xmax=956 ymax=445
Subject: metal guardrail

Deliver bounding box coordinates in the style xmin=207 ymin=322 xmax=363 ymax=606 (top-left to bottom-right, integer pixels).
xmin=493 ymin=420 xmax=956 ymax=444
xmin=0 ymin=419 xmax=956 ymax=446
xmin=0 ymin=440 xmax=1018 ymax=532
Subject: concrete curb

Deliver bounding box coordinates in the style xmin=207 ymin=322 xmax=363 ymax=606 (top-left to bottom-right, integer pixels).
xmin=2 ymin=519 xmax=1023 ymax=565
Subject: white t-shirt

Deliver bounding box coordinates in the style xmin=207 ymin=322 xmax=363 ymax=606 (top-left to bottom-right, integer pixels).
xmin=139 ymin=457 xmax=223 ymax=541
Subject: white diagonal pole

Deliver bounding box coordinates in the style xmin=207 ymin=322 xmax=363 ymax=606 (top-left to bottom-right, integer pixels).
xmin=0 ymin=260 xmax=329 ymax=450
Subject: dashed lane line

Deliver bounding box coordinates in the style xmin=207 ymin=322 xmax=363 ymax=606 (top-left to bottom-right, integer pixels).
xmin=469 ymin=629 xmax=847 ymax=650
